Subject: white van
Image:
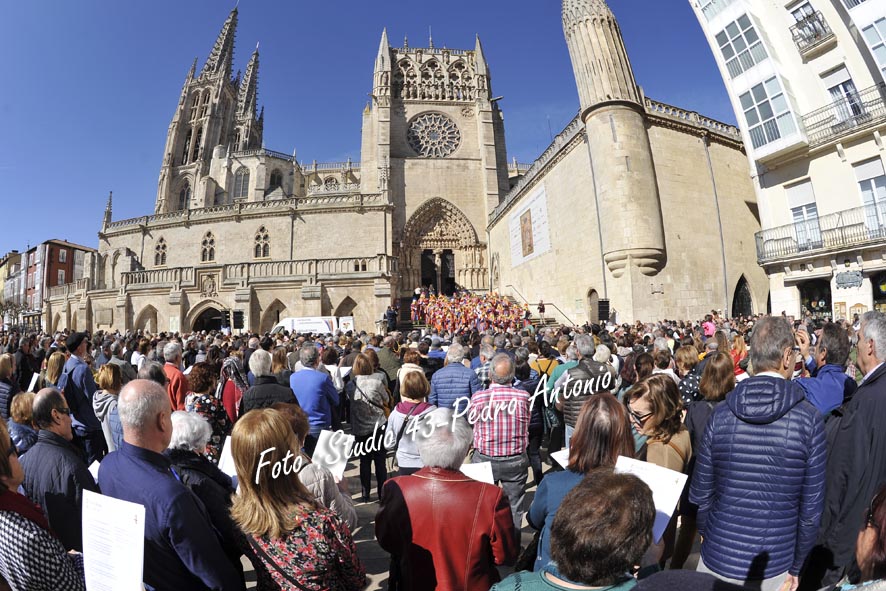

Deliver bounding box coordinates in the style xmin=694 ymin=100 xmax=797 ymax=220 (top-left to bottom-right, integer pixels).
xmin=270 ymin=316 xmax=355 ymax=335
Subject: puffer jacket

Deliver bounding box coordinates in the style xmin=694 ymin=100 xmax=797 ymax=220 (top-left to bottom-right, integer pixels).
xmin=19 ymin=430 xmax=99 ymax=551
xmin=347 ymin=375 xmax=391 ymax=437
xmin=690 ymin=376 xmax=826 ymax=580
xmin=429 ymin=362 xmax=482 ymax=410
xmin=7 ymin=419 xmax=37 ymax=454
xmin=560 ymin=359 xmax=616 ymax=428
xmin=241 ymin=375 xmax=297 ymax=414
xmin=0 ymin=378 xmax=20 ymax=421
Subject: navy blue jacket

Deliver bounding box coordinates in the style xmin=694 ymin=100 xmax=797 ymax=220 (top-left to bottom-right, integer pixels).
xmin=57 ymin=356 xmax=102 ymax=434
xmin=7 ymin=419 xmax=37 ymax=454
xmin=0 ymin=378 xmax=19 ymax=421
xmin=98 ymin=442 xmax=242 ymax=591
xmin=429 ymin=362 xmax=482 ymax=410
xmin=690 ymin=375 xmax=826 ymax=580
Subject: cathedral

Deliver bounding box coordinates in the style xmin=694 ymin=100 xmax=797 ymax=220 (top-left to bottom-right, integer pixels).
xmin=45 ymin=0 xmax=769 ymax=334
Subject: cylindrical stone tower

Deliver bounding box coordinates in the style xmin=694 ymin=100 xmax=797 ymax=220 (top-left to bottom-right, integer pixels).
xmin=562 ymin=0 xmax=665 ymax=277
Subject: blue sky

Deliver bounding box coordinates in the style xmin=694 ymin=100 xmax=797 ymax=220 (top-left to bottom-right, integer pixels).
xmin=0 ymin=0 xmax=735 ymax=257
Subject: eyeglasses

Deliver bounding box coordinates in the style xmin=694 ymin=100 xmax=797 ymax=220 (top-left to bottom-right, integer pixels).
xmin=865 ymin=490 xmax=884 ymax=531
xmin=54 ymin=407 xmax=72 ymax=416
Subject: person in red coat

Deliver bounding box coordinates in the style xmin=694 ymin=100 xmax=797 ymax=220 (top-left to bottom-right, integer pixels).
xmin=376 ymin=407 xmax=517 ymax=591
xmin=162 ymin=342 xmax=188 ymax=411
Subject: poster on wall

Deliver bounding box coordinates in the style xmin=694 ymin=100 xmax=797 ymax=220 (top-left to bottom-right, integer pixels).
xmin=509 ymin=185 xmax=551 ymax=267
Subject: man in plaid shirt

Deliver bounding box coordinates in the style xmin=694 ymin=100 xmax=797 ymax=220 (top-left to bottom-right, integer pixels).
xmin=474 ymin=344 xmax=495 ymax=389
xmin=471 ymin=353 xmax=531 ymax=542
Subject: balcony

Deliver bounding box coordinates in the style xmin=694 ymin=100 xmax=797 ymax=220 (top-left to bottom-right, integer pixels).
xmin=790 ymin=11 xmax=835 ymax=56
xmin=755 ymin=204 xmax=886 ymax=263
xmin=801 ymin=83 xmax=886 ymax=148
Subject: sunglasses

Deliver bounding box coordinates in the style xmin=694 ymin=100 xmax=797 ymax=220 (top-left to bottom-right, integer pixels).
xmin=54 ymin=407 xmax=72 ymax=416
xmin=865 ymin=489 xmax=884 ymax=531
xmin=629 ymin=405 xmax=653 ymax=425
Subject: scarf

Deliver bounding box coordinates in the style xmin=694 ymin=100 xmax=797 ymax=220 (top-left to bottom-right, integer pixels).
xmin=220 ymin=357 xmax=248 ymax=394
xmin=0 ymin=488 xmax=55 ymax=537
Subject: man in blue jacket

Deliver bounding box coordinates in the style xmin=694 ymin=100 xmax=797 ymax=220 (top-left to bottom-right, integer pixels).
xmin=290 ymin=344 xmax=339 ymax=456
xmin=690 ymin=315 xmax=826 ymax=591
xmin=429 ymin=343 xmax=482 ymax=410
xmin=57 ymin=332 xmax=106 ymax=464
xmin=795 ymin=323 xmax=857 ymax=415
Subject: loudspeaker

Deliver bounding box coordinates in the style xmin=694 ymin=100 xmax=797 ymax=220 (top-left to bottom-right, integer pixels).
xmin=598 ymin=299 xmax=611 ymax=322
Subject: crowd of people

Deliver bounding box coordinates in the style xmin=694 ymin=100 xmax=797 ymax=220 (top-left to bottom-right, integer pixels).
xmin=410 ymin=289 xmax=531 ymax=333
xmin=0 ymin=306 xmax=883 ymax=591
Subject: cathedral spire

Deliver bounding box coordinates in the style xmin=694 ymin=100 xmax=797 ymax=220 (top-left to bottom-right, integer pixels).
xmin=237 ymin=45 xmax=259 ymax=117
xmin=102 ymin=191 xmax=113 ymax=229
xmin=562 ymin=0 xmax=641 ymax=116
xmin=474 ymin=35 xmax=488 ymax=74
xmin=201 ymin=7 xmax=238 ymax=79
xmin=428 ymin=26 xmax=434 ymax=49
xmin=375 ymin=28 xmax=390 ymax=72
xmin=178 ymin=58 xmax=198 ymax=105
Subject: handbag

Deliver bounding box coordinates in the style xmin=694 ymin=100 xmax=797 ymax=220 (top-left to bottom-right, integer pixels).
xmin=355 ymin=381 xmax=391 ymax=417
xmin=514 ymin=529 xmax=541 ymax=572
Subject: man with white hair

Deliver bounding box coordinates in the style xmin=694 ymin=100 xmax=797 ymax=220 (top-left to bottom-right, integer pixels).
xmin=807 ymin=311 xmax=886 ymax=588
xmin=376 ymin=408 xmax=517 ymax=590
xmin=429 ymin=342 xmax=482 ymax=410
xmin=241 ymin=349 xmax=297 ymax=414
xmin=471 ymin=353 xmax=531 ymax=542
xmin=98 ymin=380 xmax=242 ymax=591
xmin=162 ymin=341 xmax=188 ymax=411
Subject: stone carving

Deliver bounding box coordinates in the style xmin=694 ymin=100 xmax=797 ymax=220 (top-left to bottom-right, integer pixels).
xmin=201 ymin=275 xmax=218 ymax=297
xmin=407 ymin=113 xmax=461 ymax=158
xmin=461 ymin=106 xmax=475 ymax=118
xmin=403 ymin=197 xmax=479 ymax=249
xmin=836 ymin=270 xmax=864 ymax=289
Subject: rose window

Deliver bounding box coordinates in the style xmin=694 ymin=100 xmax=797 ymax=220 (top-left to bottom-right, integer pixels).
xmin=407 ymin=113 xmax=461 ymax=158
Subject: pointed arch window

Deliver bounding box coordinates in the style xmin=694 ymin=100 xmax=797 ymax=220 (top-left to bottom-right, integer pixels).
xmin=254 ymin=226 xmax=270 ymax=258
xmin=178 ymin=181 xmax=191 ymax=211
xmin=181 ymin=128 xmax=192 ymax=164
xmin=199 ymin=90 xmax=210 ymax=118
xmin=154 ymin=238 xmax=167 ymax=266
xmin=269 ymin=169 xmax=283 ymax=190
xmin=234 ymin=167 xmax=250 ymax=200
xmin=191 ymin=126 xmax=203 ymax=162
xmin=190 ymin=94 xmax=199 ymax=121
xmin=201 ymin=232 xmax=216 ymax=262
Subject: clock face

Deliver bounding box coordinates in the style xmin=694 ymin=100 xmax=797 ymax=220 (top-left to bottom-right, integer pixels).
xmin=407 ymin=112 xmax=461 ymax=158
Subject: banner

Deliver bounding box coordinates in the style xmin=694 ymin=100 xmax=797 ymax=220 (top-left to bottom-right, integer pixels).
xmin=509 ymin=185 xmax=551 ymax=267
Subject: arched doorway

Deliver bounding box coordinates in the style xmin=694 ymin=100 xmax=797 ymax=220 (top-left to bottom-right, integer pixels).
xmin=401 ymin=198 xmax=486 ymax=296
xmin=134 ymin=305 xmax=158 ymax=333
xmin=732 ymin=276 xmax=753 ymax=318
xmin=193 ymin=307 xmax=223 ymax=332
xmin=587 ymin=289 xmax=599 ymax=324
xmin=259 ymin=300 xmax=287 ymax=334
xmin=800 ymin=279 xmax=832 ymax=320
xmin=334 ymin=296 xmax=358 ymax=317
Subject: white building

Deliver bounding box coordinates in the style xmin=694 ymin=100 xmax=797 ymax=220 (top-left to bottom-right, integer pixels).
xmin=691 ymin=0 xmax=886 ymax=320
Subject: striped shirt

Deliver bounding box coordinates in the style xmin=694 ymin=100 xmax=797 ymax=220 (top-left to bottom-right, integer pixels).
xmin=471 ymin=384 xmax=531 ymax=457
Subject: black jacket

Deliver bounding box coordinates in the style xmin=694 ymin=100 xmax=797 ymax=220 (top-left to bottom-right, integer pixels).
xmin=164 ymin=448 xmax=243 ymax=567
xmin=13 ymin=350 xmax=35 ymax=393
xmin=19 ymin=430 xmax=99 ymax=551
xmin=561 ymin=359 xmax=616 ymax=428
xmin=241 ymin=375 xmax=298 ymax=414
xmin=818 ymin=363 xmax=886 ymax=567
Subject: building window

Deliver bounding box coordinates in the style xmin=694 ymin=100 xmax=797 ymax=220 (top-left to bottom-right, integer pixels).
xmin=59 ymin=249 xmax=67 ymax=263
xmin=57 ymin=270 xmax=65 ymax=286
xmin=234 ymin=168 xmax=250 ymax=200
xmin=201 ymin=232 xmax=216 ymax=262
xmin=787 ymin=181 xmax=821 ymax=250
xmin=178 ymin=181 xmax=191 ymax=211
xmin=856 ymin=158 xmax=886 ymax=237
xmin=181 ymin=128 xmax=192 ymax=165
xmin=190 ymin=93 xmax=199 ymax=121
xmin=823 ymin=66 xmax=864 ymax=123
xmin=740 ymin=77 xmax=797 ymax=149
xmin=700 ymin=0 xmax=737 ymax=21
xmin=716 ymin=15 xmax=768 ymax=78
xmin=863 ymin=19 xmax=886 ymax=80
xmin=154 ymin=238 xmax=167 ymax=266
xmin=254 ymin=226 xmax=270 ymax=258
xmin=269 ymin=169 xmax=283 ymax=190
xmin=191 ymin=126 xmax=203 ymax=162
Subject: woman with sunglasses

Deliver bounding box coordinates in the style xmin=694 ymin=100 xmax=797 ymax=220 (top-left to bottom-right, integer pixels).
xmin=0 ymin=419 xmax=86 ymax=590
xmin=627 ymin=374 xmax=691 ymax=566
xmin=824 ymin=486 xmax=886 ymax=590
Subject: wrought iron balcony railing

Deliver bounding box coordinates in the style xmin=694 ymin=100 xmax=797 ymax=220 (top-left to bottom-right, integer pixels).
xmin=790 ymin=11 xmax=834 ymax=55
xmin=801 ymin=83 xmax=886 ymax=148
xmin=755 ymin=203 xmax=886 ymax=262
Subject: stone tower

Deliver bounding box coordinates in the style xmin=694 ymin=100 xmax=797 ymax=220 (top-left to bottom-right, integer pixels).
xmin=155 ymin=8 xmax=263 ymax=213
xmin=562 ymin=0 xmax=666 ymax=315
xmin=360 ymin=30 xmax=509 ymax=298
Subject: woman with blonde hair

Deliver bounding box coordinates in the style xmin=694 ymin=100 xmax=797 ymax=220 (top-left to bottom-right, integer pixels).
xmin=0 ymin=353 xmax=18 ymax=421
xmin=44 ymin=351 xmax=66 ymax=389
xmin=8 ymin=391 xmax=37 ymax=454
xmin=731 ymin=333 xmax=749 ymax=380
xmin=231 ymin=409 xmax=365 ymax=591
xmin=672 ymin=350 xmax=736 ymax=569
xmin=92 ymin=363 xmax=122 ymax=452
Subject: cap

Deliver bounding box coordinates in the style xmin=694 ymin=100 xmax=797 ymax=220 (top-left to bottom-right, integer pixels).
xmin=66 ymin=332 xmax=88 ymax=351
